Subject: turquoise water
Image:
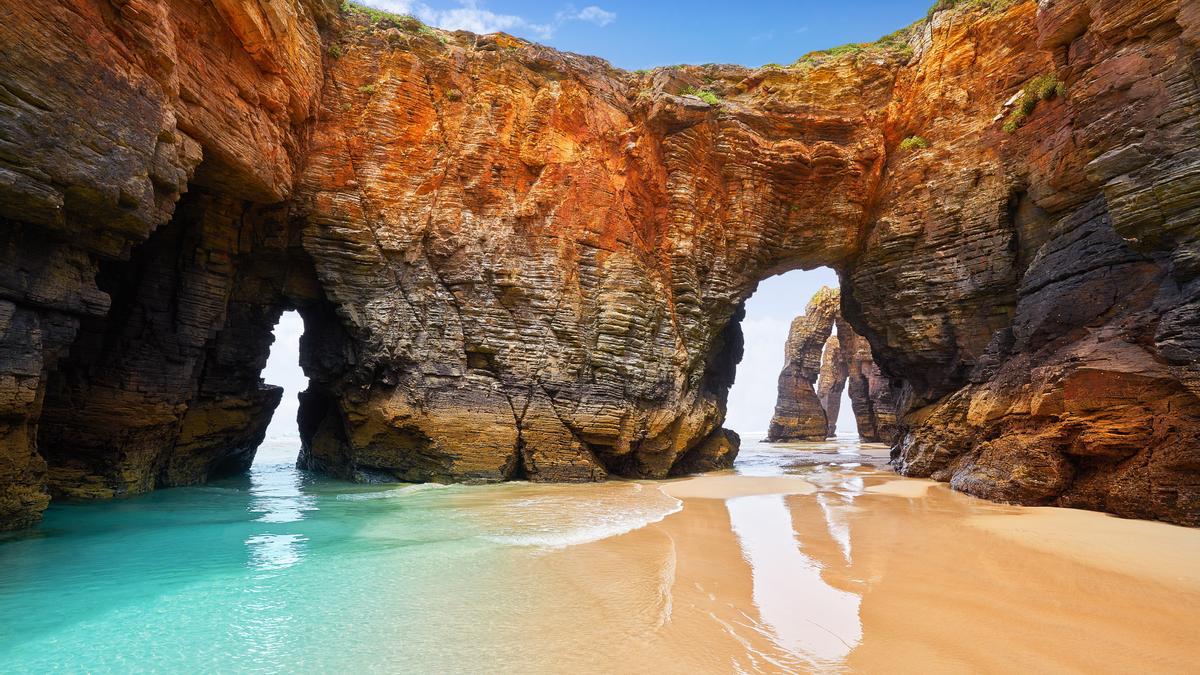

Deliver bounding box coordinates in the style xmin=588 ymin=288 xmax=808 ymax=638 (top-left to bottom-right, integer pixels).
xmin=8 ymin=434 xmax=1192 ymax=673
xmin=0 ymin=437 xmax=686 ymax=673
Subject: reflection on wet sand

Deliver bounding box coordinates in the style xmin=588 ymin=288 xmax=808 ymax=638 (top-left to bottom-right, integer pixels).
xmin=505 ymin=435 xmax=1200 ymax=673
xmin=728 ymin=494 xmax=861 ymax=669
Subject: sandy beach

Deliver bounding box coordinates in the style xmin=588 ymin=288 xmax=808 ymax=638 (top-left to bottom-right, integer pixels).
xmin=5 ymin=435 xmax=1197 ymax=673
xmin=486 ymin=437 xmax=1200 ymax=674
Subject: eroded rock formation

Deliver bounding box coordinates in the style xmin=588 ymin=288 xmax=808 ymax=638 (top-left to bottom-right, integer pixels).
xmin=1 ymin=0 xmax=1197 ymax=529
xmin=845 ymin=331 xmax=903 ymax=444
xmin=767 ymin=287 xmax=899 ymax=442
xmin=767 ymin=288 xmax=838 ymax=441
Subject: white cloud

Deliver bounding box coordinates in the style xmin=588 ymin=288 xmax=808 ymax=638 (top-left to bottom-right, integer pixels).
xmin=796 ymin=26 xmax=810 ymax=33
xmin=359 ymin=0 xmax=549 ymax=36
xmin=426 ymin=1 xmax=553 ymax=37
xmin=364 ymin=0 xmax=419 ymax=14
xmin=568 ymin=6 xmax=617 ymax=27
xmin=359 ymin=1 xmax=614 ymax=39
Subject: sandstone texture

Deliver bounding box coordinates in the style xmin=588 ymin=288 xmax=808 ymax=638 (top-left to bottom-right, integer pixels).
xmin=0 ymin=0 xmax=1197 ymax=528
xmin=768 ymin=288 xmax=899 ymax=442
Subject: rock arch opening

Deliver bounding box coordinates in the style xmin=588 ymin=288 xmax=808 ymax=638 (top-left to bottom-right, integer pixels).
xmin=735 ymin=270 xmax=902 ymax=445
xmin=725 ymin=267 xmax=859 ymax=439
xmin=1 ymin=0 xmax=1196 ymax=531
xmin=27 ymin=174 xmax=338 ymax=504
xmin=255 ymin=311 xmax=307 ymax=467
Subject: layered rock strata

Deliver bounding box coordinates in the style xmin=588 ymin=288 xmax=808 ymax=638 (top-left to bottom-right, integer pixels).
xmin=767 ymin=288 xmax=839 ymax=441
xmin=767 ymin=288 xmax=899 ymax=442
xmin=0 ymin=0 xmax=1197 ymax=528
xmin=0 ymin=0 xmax=336 ymax=524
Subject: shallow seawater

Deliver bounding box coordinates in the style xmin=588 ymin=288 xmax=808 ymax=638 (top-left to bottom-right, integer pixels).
xmin=2 ymin=434 xmax=1198 ymax=673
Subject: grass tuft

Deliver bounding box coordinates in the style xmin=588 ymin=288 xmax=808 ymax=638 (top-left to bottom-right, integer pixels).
xmin=680 ymin=86 xmax=721 ymax=106
xmin=794 ymin=21 xmax=919 ymax=67
xmin=1003 ymin=73 xmax=1065 ymax=133
xmin=341 ymin=1 xmax=439 ymax=38
xmin=926 ymin=0 xmax=1023 ymax=20
xmin=899 ymin=135 xmax=930 ymax=151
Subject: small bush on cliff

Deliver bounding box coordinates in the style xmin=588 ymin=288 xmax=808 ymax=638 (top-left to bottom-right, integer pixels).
xmin=342 ymin=1 xmax=402 ymax=23
xmin=1003 ymin=74 xmax=1066 ymax=133
xmin=328 ymin=43 xmax=343 ymax=59
xmin=926 ymin=0 xmax=1022 ymax=19
xmin=359 ymin=84 xmax=376 ymax=94
xmin=794 ymin=21 xmax=918 ymax=67
xmin=900 ymin=135 xmax=930 ymax=151
xmin=680 ymin=86 xmax=721 ymax=106
xmin=342 ymin=1 xmax=436 ymax=37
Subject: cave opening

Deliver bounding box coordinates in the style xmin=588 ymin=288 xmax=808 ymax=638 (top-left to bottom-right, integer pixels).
xmin=255 ymin=310 xmax=307 ymax=467
xmin=725 ymin=266 xmax=859 ymax=441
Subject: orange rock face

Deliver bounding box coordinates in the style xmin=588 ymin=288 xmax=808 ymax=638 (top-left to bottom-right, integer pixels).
xmin=0 ymin=0 xmax=335 ymax=527
xmin=0 ymin=0 xmax=1197 ymax=529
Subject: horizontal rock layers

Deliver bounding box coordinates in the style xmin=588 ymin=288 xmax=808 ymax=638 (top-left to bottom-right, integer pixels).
xmin=0 ymin=0 xmax=1197 ymax=528
xmin=767 ymin=288 xmax=839 ymax=441
xmin=767 ymin=288 xmax=900 ymax=442
xmin=0 ymin=0 xmax=337 ymax=526
xmin=857 ymin=0 xmax=1200 ymax=525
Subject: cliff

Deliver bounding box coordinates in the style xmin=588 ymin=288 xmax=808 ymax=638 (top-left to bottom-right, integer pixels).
xmin=0 ymin=0 xmax=1196 ymax=529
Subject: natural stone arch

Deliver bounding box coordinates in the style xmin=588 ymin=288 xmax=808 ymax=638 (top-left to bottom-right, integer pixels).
xmin=0 ymin=0 xmax=1196 ymax=531
xmin=32 ymin=187 xmax=344 ymax=500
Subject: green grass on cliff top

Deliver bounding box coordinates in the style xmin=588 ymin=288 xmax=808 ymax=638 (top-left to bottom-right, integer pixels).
xmin=793 ymin=0 xmax=1024 ymax=67
xmin=925 ymin=0 xmax=1023 ymax=19
xmin=793 ymin=22 xmax=918 ymax=66
xmin=341 ymin=1 xmax=435 ymax=35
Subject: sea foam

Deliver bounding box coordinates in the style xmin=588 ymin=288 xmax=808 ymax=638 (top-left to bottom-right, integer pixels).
xmin=480 ymin=484 xmax=683 ymax=549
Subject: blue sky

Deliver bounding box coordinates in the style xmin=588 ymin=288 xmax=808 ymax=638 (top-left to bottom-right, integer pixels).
xmin=360 ymin=0 xmax=932 ymax=70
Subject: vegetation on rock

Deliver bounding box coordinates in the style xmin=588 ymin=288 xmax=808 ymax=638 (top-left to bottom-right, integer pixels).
xmin=794 ymin=22 xmax=918 ymax=67
xmin=1003 ymin=73 xmax=1066 ymax=133
xmin=926 ymin=0 xmax=1023 ymax=19
xmin=680 ymin=86 xmax=721 ymax=106
xmin=899 ymin=135 xmax=930 ymax=150
xmin=342 ymin=1 xmax=436 ymax=36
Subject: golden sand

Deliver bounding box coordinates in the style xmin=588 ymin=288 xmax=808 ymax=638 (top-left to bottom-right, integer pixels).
xmin=864 ymin=477 xmax=940 ymax=498
xmin=491 ymin=463 xmax=1200 ymax=674
xmin=659 ymin=474 xmax=818 ymax=499
xmin=968 ymin=506 xmax=1200 ymax=592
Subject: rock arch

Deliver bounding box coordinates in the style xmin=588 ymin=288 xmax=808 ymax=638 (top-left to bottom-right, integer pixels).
xmin=0 ymin=0 xmax=1197 ymax=530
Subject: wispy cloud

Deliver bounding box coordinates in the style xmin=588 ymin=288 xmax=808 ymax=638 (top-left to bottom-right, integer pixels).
xmin=559 ymin=5 xmax=617 ymax=27
xmin=750 ymin=30 xmax=775 ymax=43
xmin=362 ymin=1 xmax=615 ymax=39
xmin=796 ymin=26 xmax=810 ymax=34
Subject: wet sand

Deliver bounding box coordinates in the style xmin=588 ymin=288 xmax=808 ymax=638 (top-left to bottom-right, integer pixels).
xmin=493 ymin=436 xmax=1200 ymax=674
